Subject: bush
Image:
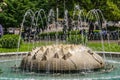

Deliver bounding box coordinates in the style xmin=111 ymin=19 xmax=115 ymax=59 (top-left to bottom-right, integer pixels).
xmin=0 ymin=34 xmax=22 ymax=48
xmin=0 ymin=44 xmax=2 ymax=48
xmin=107 ymin=26 xmax=120 ymax=31
xmin=93 ymin=30 xmax=100 ymax=33
xmin=39 ymin=31 xmax=63 ymax=37
xmin=67 ymin=30 xmax=80 ymax=35
xmin=0 ymin=69 xmax=2 ymax=74
xmin=66 ymin=35 xmax=87 ymax=44
xmin=39 ymin=30 xmax=80 ymax=39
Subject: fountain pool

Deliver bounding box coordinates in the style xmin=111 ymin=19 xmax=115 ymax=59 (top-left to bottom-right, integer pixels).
xmin=0 ymin=56 xmax=120 ymax=80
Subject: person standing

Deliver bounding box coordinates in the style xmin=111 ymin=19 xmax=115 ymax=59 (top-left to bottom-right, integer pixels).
xmin=0 ymin=24 xmax=3 ymax=38
xmin=88 ymin=21 xmax=94 ymax=40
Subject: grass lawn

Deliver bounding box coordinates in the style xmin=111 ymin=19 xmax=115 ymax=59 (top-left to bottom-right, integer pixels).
xmin=0 ymin=41 xmax=54 ymax=53
xmin=0 ymin=41 xmax=120 ymax=53
xmin=87 ymin=41 xmax=120 ymax=52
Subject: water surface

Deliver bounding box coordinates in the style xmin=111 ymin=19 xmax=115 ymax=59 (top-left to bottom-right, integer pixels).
xmin=0 ymin=57 xmax=120 ymax=80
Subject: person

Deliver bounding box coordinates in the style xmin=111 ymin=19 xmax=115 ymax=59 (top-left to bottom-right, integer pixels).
xmin=68 ymin=15 xmax=73 ymax=31
xmin=0 ymin=24 xmax=3 ymax=38
xmin=88 ymin=21 xmax=94 ymax=40
xmin=62 ymin=20 xmax=67 ymax=40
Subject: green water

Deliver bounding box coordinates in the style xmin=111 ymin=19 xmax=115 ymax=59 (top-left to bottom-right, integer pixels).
xmin=0 ymin=57 xmax=120 ymax=80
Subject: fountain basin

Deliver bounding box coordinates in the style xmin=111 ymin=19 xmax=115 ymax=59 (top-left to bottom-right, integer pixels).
xmin=20 ymin=44 xmax=105 ymax=72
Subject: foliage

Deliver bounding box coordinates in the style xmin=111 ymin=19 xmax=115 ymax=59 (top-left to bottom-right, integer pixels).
xmin=0 ymin=34 xmax=22 ymax=48
xmin=0 ymin=69 xmax=2 ymax=74
xmin=0 ymin=0 xmax=37 ymax=28
xmin=66 ymin=35 xmax=86 ymax=44
xmin=0 ymin=41 xmax=54 ymax=53
xmin=67 ymin=30 xmax=78 ymax=35
xmin=39 ymin=30 xmax=80 ymax=37
xmin=107 ymin=26 xmax=120 ymax=31
xmin=105 ymin=0 xmax=120 ymax=20
xmin=93 ymin=30 xmax=100 ymax=33
xmin=0 ymin=0 xmax=120 ymax=29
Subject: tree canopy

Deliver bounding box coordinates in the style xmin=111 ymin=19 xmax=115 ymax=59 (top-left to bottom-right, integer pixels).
xmin=0 ymin=0 xmax=120 ymax=28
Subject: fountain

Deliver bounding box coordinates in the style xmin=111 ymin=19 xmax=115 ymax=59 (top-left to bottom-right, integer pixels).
xmin=19 ymin=6 xmax=107 ymax=73
xmin=18 ymin=6 xmax=108 ymax=72
xmin=0 ymin=5 xmax=120 ymax=80
xmin=20 ymin=44 xmax=104 ymax=73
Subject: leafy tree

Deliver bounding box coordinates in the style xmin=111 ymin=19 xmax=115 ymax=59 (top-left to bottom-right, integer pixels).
xmin=0 ymin=0 xmax=120 ymax=30
xmin=0 ymin=0 xmax=36 ymax=28
xmin=106 ymin=0 xmax=120 ymax=21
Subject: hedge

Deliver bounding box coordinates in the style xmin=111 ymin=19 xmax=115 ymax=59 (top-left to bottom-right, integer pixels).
xmin=38 ymin=29 xmax=120 ymax=40
xmin=0 ymin=34 xmax=22 ymax=48
xmin=39 ymin=30 xmax=80 ymax=37
xmin=66 ymin=35 xmax=87 ymax=44
xmin=0 ymin=69 xmax=2 ymax=74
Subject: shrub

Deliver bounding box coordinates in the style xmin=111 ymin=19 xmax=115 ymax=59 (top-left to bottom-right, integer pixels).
xmin=0 ymin=69 xmax=2 ymax=74
xmin=39 ymin=30 xmax=80 ymax=38
xmin=0 ymin=34 xmax=22 ymax=48
xmin=67 ymin=30 xmax=80 ymax=35
xmin=0 ymin=44 xmax=2 ymax=48
xmin=66 ymin=35 xmax=87 ymax=44
xmin=107 ymin=26 xmax=120 ymax=31
xmin=39 ymin=31 xmax=62 ymax=37
xmin=93 ymin=30 xmax=100 ymax=33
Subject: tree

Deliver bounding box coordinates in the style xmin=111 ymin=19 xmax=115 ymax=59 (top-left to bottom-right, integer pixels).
xmin=106 ymin=0 xmax=120 ymax=21
xmin=0 ymin=0 xmax=36 ymax=28
xmin=0 ymin=0 xmax=120 ymax=30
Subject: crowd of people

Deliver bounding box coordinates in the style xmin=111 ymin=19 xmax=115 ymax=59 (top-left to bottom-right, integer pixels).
xmin=0 ymin=21 xmax=120 ymax=41
xmin=87 ymin=30 xmax=119 ymax=40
